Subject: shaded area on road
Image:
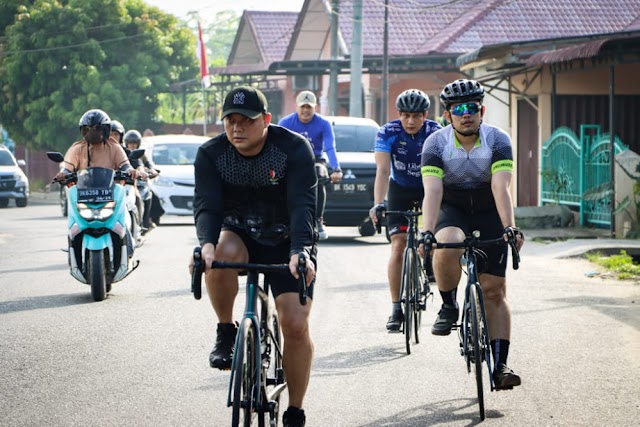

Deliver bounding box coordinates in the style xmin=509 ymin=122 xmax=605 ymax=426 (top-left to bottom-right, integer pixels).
xmin=1 ymin=263 xmax=67 ymax=275
xmin=550 ymin=295 xmax=640 ymax=332
xmin=313 ymin=344 xmax=407 ymax=376
xmin=356 ymin=397 xmax=503 ymax=427
xmin=0 ymin=292 xmax=93 ymax=314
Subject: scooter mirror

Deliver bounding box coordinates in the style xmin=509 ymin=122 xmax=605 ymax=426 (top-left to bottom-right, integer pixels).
xmin=47 ymin=152 xmax=64 ymax=163
xmin=128 ymin=149 xmax=145 ymax=160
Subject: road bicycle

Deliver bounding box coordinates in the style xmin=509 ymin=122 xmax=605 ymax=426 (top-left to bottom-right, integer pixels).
xmin=430 ymin=228 xmax=520 ymax=420
xmin=377 ymin=207 xmax=433 ymax=355
xmin=191 ymin=247 xmax=308 ymax=427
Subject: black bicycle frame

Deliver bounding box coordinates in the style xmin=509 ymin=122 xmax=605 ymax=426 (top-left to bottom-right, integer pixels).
xmin=460 ymin=247 xmax=493 ymax=381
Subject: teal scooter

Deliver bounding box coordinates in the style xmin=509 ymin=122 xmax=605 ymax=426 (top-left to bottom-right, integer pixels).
xmin=47 ymin=151 xmax=143 ymax=301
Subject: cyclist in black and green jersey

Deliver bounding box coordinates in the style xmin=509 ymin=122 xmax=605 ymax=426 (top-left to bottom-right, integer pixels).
xmin=419 ymin=79 xmax=524 ymax=390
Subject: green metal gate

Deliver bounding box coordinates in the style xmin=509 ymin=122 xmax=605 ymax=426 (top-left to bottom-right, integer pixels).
xmin=540 ymin=124 xmax=627 ymax=227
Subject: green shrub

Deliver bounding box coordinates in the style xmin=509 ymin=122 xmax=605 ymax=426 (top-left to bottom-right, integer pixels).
xmin=586 ymin=250 xmax=640 ymax=280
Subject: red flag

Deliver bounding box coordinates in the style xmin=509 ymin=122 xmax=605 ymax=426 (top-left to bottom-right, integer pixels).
xmin=197 ymin=21 xmax=210 ymax=88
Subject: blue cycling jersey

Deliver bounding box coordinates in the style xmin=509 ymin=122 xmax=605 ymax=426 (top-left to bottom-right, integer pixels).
xmin=375 ymin=119 xmax=441 ymax=189
xmin=278 ymin=113 xmax=340 ymax=170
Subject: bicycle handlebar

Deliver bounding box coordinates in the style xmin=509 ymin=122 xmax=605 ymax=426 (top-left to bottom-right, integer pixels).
xmin=432 ymin=232 xmax=521 ymax=270
xmin=383 ymin=210 xmax=422 ymax=218
xmin=190 ymin=247 xmax=309 ymax=305
xmin=375 ymin=208 xmax=422 ymax=234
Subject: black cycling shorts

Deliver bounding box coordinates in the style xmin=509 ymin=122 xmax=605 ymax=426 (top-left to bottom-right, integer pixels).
xmin=387 ymin=178 xmax=423 ymax=237
xmin=435 ymin=204 xmax=508 ymax=277
xmin=221 ymin=225 xmax=317 ymax=299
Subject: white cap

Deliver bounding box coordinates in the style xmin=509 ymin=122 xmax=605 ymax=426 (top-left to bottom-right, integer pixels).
xmin=296 ymin=91 xmax=317 ymax=107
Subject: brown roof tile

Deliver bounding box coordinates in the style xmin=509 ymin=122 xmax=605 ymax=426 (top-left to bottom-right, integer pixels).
xmin=333 ymin=0 xmax=640 ymax=56
xmin=234 ymin=11 xmax=298 ymax=63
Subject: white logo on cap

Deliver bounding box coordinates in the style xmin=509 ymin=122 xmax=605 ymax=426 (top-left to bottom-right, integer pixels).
xmin=233 ymin=92 xmax=246 ymax=105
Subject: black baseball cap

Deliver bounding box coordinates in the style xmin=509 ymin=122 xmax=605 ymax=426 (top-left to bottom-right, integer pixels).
xmin=221 ymin=86 xmax=268 ymax=119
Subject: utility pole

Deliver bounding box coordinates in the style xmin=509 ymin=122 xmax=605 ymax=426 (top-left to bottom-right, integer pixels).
xmin=380 ymin=0 xmax=389 ymax=124
xmin=349 ymin=0 xmax=363 ymax=117
xmin=329 ymin=0 xmax=339 ymax=116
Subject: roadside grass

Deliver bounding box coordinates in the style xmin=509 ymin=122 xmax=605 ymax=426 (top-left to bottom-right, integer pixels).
xmin=586 ymin=250 xmax=640 ymax=280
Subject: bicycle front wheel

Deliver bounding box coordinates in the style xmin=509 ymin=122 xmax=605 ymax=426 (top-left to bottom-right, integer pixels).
xmin=469 ymin=283 xmax=486 ymax=421
xmin=263 ymin=308 xmax=285 ymax=427
xmin=412 ymin=250 xmax=424 ymax=345
xmin=232 ymin=318 xmax=260 ymax=427
xmin=402 ymin=248 xmax=414 ymax=355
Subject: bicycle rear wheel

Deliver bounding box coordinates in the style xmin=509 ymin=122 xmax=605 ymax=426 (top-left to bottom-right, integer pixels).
xmin=469 ymin=283 xmax=486 ymax=421
xmin=232 ymin=318 xmax=261 ymax=427
xmin=402 ymin=249 xmax=414 ymax=355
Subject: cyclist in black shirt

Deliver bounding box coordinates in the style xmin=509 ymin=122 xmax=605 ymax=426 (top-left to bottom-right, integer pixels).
xmin=192 ymin=86 xmax=317 ymax=427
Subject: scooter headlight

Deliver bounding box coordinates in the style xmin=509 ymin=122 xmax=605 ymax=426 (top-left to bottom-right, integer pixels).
xmin=77 ymin=201 xmax=116 ymax=221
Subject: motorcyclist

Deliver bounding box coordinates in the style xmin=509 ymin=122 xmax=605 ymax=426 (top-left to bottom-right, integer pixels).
xmin=110 ymin=120 xmax=126 ymax=145
xmin=55 ymin=109 xmax=137 ymax=181
xmin=124 ymin=129 xmax=159 ymax=232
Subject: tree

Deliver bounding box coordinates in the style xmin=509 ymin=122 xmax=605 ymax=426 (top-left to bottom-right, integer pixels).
xmin=0 ymin=1 xmax=31 ymax=36
xmin=0 ymin=0 xmax=197 ymax=151
xmin=206 ymin=10 xmax=239 ymax=67
xmin=155 ymin=9 xmax=239 ymax=126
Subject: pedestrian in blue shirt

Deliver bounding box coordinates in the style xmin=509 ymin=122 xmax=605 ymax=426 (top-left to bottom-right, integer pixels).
xmin=279 ymin=91 xmax=343 ymax=240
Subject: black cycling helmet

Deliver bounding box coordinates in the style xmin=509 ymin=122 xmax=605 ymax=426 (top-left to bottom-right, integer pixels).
xmin=440 ymin=79 xmax=485 ymax=108
xmin=110 ymin=120 xmax=125 ymax=135
xmin=124 ymin=129 xmax=142 ymax=148
xmin=396 ymin=89 xmax=430 ymax=113
xmin=79 ymin=109 xmax=111 ymax=141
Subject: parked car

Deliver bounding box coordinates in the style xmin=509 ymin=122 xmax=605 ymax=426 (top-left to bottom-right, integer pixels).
xmin=0 ymin=145 xmax=29 ymax=208
xmin=142 ymin=134 xmax=210 ymax=219
xmin=322 ymin=116 xmax=380 ymax=236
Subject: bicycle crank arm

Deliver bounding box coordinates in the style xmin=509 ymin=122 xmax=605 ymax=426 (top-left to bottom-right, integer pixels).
xmin=265 ymin=383 xmax=288 ymax=402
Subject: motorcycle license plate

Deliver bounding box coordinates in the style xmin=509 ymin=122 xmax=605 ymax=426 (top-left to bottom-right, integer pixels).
xmin=77 ymin=188 xmax=114 ymax=203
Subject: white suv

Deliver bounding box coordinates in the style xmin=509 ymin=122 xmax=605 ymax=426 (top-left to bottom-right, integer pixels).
xmin=0 ymin=145 xmax=29 ymax=208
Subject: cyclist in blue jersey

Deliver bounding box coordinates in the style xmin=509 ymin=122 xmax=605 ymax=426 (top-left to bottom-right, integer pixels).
xmin=369 ymin=89 xmax=441 ymax=332
xmin=419 ymin=79 xmax=524 ymax=390
xmin=279 ymin=91 xmax=343 ymax=240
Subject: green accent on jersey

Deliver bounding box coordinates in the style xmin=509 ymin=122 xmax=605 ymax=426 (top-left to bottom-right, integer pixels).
xmin=454 ymin=134 xmax=481 ymax=149
xmin=421 ymin=165 xmax=443 ymax=178
xmin=492 ymin=159 xmax=513 ymax=174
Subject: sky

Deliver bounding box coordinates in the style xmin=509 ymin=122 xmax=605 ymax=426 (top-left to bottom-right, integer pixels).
xmin=144 ymin=0 xmax=305 ymax=20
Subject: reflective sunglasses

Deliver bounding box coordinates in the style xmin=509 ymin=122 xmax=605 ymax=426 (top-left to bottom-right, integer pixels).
xmin=450 ymin=103 xmax=481 ymax=116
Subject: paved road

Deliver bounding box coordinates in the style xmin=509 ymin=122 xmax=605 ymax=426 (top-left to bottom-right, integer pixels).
xmin=1 ymin=202 xmax=639 ymax=426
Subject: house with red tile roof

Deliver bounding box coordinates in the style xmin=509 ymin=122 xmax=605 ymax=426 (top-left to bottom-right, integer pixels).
xmin=213 ymin=0 xmax=640 ymax=229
